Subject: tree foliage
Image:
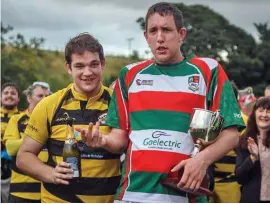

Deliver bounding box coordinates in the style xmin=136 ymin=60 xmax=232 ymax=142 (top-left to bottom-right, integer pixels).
xmin=136 ymin=4 xmax=269 ymax=96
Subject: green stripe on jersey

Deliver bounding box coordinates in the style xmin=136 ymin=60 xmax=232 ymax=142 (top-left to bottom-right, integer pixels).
xmin=126 ymin=171 xmax=183 ymax=196
xmin=130 ymin=110 xmax=190 ymax=132
xmin=219 ymin=80 xmax=245 ymax=129
xmin=140 ymin=63 xmax=200 ymax=77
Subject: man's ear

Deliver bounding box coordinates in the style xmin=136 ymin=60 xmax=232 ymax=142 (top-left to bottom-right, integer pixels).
xmin=26 ymin=95 xmax=31 ymax=104
xmin=178 ymin=27 xmax=187 ymax=42
xmin=65 ymin=63 xmax=72 ymax=74
xmin=101 ymin=58 xmax=106 ymax=71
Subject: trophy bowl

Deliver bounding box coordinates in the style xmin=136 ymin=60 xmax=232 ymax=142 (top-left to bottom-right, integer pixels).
xmin=161 ymin=108 xmax=224 ymax=196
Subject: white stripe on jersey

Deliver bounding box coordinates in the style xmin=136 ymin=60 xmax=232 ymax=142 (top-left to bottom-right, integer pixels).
xmin=128 ymin=74 xmax=206 ymax=96
xmin=129 ymin=129 xmax=194 ymax=155
xmin=121 ymin=191 xmax=188 ymax=203
xmin=197 ymin=58 xmax=218 ymax=70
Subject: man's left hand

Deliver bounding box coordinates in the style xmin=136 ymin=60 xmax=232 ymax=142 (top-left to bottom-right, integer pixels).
xmin=171 ymin=156 xmax=209 ymax=192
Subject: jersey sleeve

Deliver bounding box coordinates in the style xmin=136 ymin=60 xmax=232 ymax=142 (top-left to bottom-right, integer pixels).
xmin=24 ymin=99 xmax=49 ymax=144
xmin=207 ymin=63 xmax=245 ymax=131
xmin=106 ymin=67 xmax=129 ymax=131
xmin=3 ymin=114 xmax=22 ymax=156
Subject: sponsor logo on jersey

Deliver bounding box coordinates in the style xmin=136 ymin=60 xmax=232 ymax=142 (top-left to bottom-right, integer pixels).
xmin=98 ymin=113 xmax=107 ymax=125
xmin=143 ymin=131 xmax=182 ymax=150
xmin=188 ymin=75 xmax=200 ymax=92
xmin=136 ymin=79 xmax=153 ymax=86
xmin=55 ymin=112 xmax=76 ymax=122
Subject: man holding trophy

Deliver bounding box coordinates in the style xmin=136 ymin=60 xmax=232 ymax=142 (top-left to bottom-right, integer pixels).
xmin=77 ymin=2 xmax=245 ymax=203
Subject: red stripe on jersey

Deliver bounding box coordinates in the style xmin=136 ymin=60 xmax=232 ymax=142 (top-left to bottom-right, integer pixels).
xmin=118 ymin=142 xmax=132 ymax=200
xmin=131 ymin=150 xmax=190 ymax=173
xmin=129 ymin=91 xmax=205 ymax=114
xmin=211 ymin=64 xmax=228 ymax=111
xmin=125 ymin=60 xmax=153 ymax=88
xmin=189 ymin=57 xmax=212 ymax=94
xmin=115 ymin=79 xmax=128 ymax=130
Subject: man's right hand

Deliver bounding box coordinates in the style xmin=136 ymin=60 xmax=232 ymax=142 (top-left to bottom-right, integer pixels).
xmin=52 ymin=162 xmax=73 ymax=185
xmin=76 ymin=121 xmax=108 ymax=148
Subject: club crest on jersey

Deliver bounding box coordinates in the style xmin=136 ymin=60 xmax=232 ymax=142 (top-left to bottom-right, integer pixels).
xmin=98 ymin=113 xmax=107 ymax=125
xmin=188 ymin=75 xmax=200 ymax=92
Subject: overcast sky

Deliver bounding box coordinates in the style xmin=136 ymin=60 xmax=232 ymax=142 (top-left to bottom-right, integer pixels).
xmin=2 ymin=0 xmax=270 ymax=57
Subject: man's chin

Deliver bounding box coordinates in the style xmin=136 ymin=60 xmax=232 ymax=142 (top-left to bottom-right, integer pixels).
xmin=3 ymin=104 xmax=17 ymax=110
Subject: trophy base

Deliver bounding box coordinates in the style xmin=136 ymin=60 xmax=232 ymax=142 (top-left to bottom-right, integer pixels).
xmin=161 ymin=177 xmax=213 ymax=196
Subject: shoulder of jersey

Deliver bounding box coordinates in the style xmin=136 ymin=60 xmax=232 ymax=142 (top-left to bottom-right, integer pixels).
xmin=38 ymin=86 xmax=68 ymax=106
xmin=190 ymin=56 xmax=220 ymax=71
xmin=124 ymin=59 xmax=153 ymax=71
xmin=103 ymin=85 xmax=113 ymax=96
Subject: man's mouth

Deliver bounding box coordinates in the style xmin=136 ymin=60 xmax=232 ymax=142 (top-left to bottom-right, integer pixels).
xmin=156 ymin=46 xmax=168 ymax=53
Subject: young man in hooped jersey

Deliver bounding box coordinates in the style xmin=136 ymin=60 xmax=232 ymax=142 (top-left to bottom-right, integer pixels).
xmin=78 ymin=2 xmax=245 ymax=203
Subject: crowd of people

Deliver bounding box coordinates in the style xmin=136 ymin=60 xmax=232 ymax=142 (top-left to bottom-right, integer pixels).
xmin=1 ymin=2 xmax=270 ymax=203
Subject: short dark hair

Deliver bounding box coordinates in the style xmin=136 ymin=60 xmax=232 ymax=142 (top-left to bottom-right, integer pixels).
xmin=145 ymin=2 xmax=184 ymax=31
xmin=65 ymin=33 xmax=104 ymax=65
xmin=1 ymin=82 xmax=21 ymax=98
xmin=239 ymin=96 xmax=270 ymax=149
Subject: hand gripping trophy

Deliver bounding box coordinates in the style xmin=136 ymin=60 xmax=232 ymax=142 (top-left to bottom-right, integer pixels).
xmin=162 ymin=108 xmax=224 ymax=196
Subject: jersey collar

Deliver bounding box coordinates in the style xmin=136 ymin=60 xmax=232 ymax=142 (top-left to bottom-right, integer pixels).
xmin=70 ymin=83 xmax=104 ymax=102
xmin=0 ymin=106 xmax=19 ymax=114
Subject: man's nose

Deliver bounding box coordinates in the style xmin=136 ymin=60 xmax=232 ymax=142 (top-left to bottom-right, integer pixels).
xmin=157 ymin=30 xmax=164 ymax=43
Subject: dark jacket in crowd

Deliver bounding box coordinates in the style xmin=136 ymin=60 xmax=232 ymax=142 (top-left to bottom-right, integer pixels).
xmin=235 ymin=147 xmax=261 ymax=203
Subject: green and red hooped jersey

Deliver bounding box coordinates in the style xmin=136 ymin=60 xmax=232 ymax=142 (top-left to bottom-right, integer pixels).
xmin=106 ymin=54 xmax=245 ymax=203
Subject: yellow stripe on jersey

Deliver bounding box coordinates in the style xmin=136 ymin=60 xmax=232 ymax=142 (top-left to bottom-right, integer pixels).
xmin=25 ymin=83 xmax=120 ymax=203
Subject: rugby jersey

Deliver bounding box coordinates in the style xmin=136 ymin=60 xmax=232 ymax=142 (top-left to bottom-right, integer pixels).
xmin=3 ymin=110 xmax=48 ymax=201
xmin=1 ymin=107 xmax=19 ymax=179
xmin=214 ymin=111 xmax=248 ymax=183
xmin=24 ymin=83 xmax=121 ymax=203
xmin=106 ymin=53 xmax=245 ymax=203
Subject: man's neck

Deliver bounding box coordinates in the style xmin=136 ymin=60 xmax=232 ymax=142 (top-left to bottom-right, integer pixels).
xmin=2 ymin=105 xmax=17 ymax=111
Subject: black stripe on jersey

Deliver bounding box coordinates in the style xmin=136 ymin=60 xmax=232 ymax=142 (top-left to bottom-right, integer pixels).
xmin=214 ymin=171 xmax=232 ymax=179
xmin=17 ymin=114 xmax=29 ymax=133
xmin=9 ymin=182 xmax=41 ymax=193
xmin=1 ymin=114 xmax=9 ymax=123
xmin=43 ymin=176 xmax=120 ymax=197
xmin=100 ymin=89 xmax=111 ymax=103
xmin=216 ymin=176 xmax=237 ymax=183
xmin=47 ymin=138 xmax=120 ymax=160
xmin=51 ymin=109 xmax=108 ymax=126
xmin=216 ymin=155 xmax=236 ymax=165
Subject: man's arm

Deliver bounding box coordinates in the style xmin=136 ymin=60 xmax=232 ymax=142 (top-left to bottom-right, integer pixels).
xmin=17 ymin=135 xmax=73 ymax=184
xmin=3 ymin=115 xmax=22 ymax=156
xmin=77 ymin=122 xmax=129 ymax=154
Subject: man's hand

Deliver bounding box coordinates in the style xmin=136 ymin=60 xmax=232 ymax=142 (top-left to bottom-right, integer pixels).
xmin=76 ymin=122 xmax=108 ymax=148
xmin=52 ymin=162 xmax=73 ymax=185
xmin=171 ymin=156 xmax=208 ymax=192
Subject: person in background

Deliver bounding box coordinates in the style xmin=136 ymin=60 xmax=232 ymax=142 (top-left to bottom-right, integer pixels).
xmin=3 ymin=82 xmax=50 ymax=202
xmin=1 ymin=82 xmax=20 ymax=203
xmin=16 ymin=33 xmax=120 ymax=203
xmin=210 ymin=81 xmax=242 ymax=203
xmin=235 ymin=96 xmax=270 ymax=203
xmin=78 ymin=2 xmax=245 ymax=203
xmin=264 ymin=85 xmax=270 ymax=97
xmin=238 ymin=87 xmax=257 ymax=125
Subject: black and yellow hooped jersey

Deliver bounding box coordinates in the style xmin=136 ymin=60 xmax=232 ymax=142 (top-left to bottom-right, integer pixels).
xmin=25 ymin=83 xmax=121 ymax=203
xmin=1 ymin=107 xmax=19 ymax=140
xmin=3 ymin=110 xmax=48 ymax=201
xmin=214 ymin=112 xmax=248 ymax=183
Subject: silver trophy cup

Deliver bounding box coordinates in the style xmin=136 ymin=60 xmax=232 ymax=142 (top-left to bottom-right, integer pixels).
xmin=189 ymin=108 xmax=224 ymax=157
xmin=162 ymin=108 xmax=224 ymax=196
